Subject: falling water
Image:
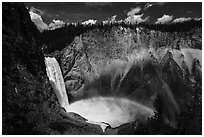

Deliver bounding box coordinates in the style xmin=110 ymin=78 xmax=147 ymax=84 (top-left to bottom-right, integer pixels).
xmin=44 ymin=56 xmax=155 ymax=132
xmin=45 ymin=57 xmax=69 ymax=109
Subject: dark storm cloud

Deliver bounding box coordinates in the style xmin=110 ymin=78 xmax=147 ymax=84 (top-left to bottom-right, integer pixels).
xmin=25 ymin=2 xmax=202 ymax=24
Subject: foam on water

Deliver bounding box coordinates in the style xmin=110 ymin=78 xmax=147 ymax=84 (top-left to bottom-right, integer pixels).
xmin=65 ymin=97 xmax=154 ymax=129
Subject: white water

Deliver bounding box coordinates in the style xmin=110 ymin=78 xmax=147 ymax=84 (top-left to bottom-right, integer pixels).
xmin=44 ymin=57 xmax=69 ymax=109
xmin=44 ymin=57 xmax=155 ymax=131
xmin=65 ymin=97 xmax=154 ymax=130
xmin=44 ymin=54 xmax=183 ymax=131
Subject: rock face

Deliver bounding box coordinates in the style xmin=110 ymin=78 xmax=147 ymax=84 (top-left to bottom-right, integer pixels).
xmin=2 ymin=2 xmax=48 ymax=134
xmin=3 ymin=3 xmax=40 ymax=39
xmin=2 ymin=2 xmax=43 ymax=75
xmin=2 ymin=3 xmax=104 ymax=135
xmin=29 ymin=9 xmax=49 ymax=32
xmin=60 ymin=36 xmax=88 ymax=102
xmin=59 ymin=26 xmax=201 ymax=127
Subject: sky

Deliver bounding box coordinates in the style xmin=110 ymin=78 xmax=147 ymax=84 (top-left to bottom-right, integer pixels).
xmin=25 ymin=2 xmax=202 ymax=25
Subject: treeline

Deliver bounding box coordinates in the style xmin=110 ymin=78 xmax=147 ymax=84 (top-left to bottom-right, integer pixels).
xmin=41 ymin=20 xmax=202 ymax=53
xmin=140 ymin=20 xmax=202 ymax=32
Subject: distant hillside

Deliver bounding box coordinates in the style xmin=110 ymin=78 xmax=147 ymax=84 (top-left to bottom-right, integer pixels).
xmin=41 ymin=20 xmax=202 ymax=53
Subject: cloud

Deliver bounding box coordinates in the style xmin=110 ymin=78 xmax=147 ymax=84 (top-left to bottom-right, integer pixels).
xmin=84 ymin=2 xmax=111 ymax=7
xmin=110 ymin=15 xmax=117 ymax=22
xmin=82 ymin=19 xmax=97 ymax=25
xmin=125 ymin=14 xmax=149 ymax=24
xmin=102 ymin=20 xmax=109 ymax=24
xmin=102 ymin=15 xmax=117 ymax=24
xmin=53 ymin=19 xmax=65 ymax=25
xmin=48 ymin=19 xmax=65 ymax=30
xmin=127 ymin=7 xmax=141 ymax=16
xmin=29 ymin=10 xmax=48 ymax=32
xmin=144 ymin=3 xmax=153 ymax=10
xmin=172 ymin=17 xmax=192 ymax=23
xmin=125 ymin=6 xmax=148 ymax=24
xmin=155 ymin=14 xmax=173 ymax=24
xmin=194 ymin=17 xmax=202 ymax=21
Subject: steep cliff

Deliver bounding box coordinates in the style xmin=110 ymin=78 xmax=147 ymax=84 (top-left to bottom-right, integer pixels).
xmin=58 ymin=26 xmax=201 ymax=133
xmin=2 ymin=3 xmax=103 ymax=135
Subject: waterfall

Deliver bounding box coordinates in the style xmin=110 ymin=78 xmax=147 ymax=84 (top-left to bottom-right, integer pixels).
xmin=44 ymin=56 xmax=155 ymax=132
xmin=44 ymin=57 xmax=69 ymax=110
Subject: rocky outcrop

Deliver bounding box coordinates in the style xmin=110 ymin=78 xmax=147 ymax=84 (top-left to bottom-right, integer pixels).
xmin=3 ymin=3 xmax=105 ymax=135
xmin=2 ymin=2 xmax=53 ymax=134
xmin=60 ymin=36 xmax=89 ymax=102
xmin=59 ymin=25 xmax=201 ymax=129
xmin=3 ymin=2 xmax=47 ymax=134
xmin=3 ymin=3 xmax=40 ymax=40
xmin=2 ymin=2 xmax=43 ymax=75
